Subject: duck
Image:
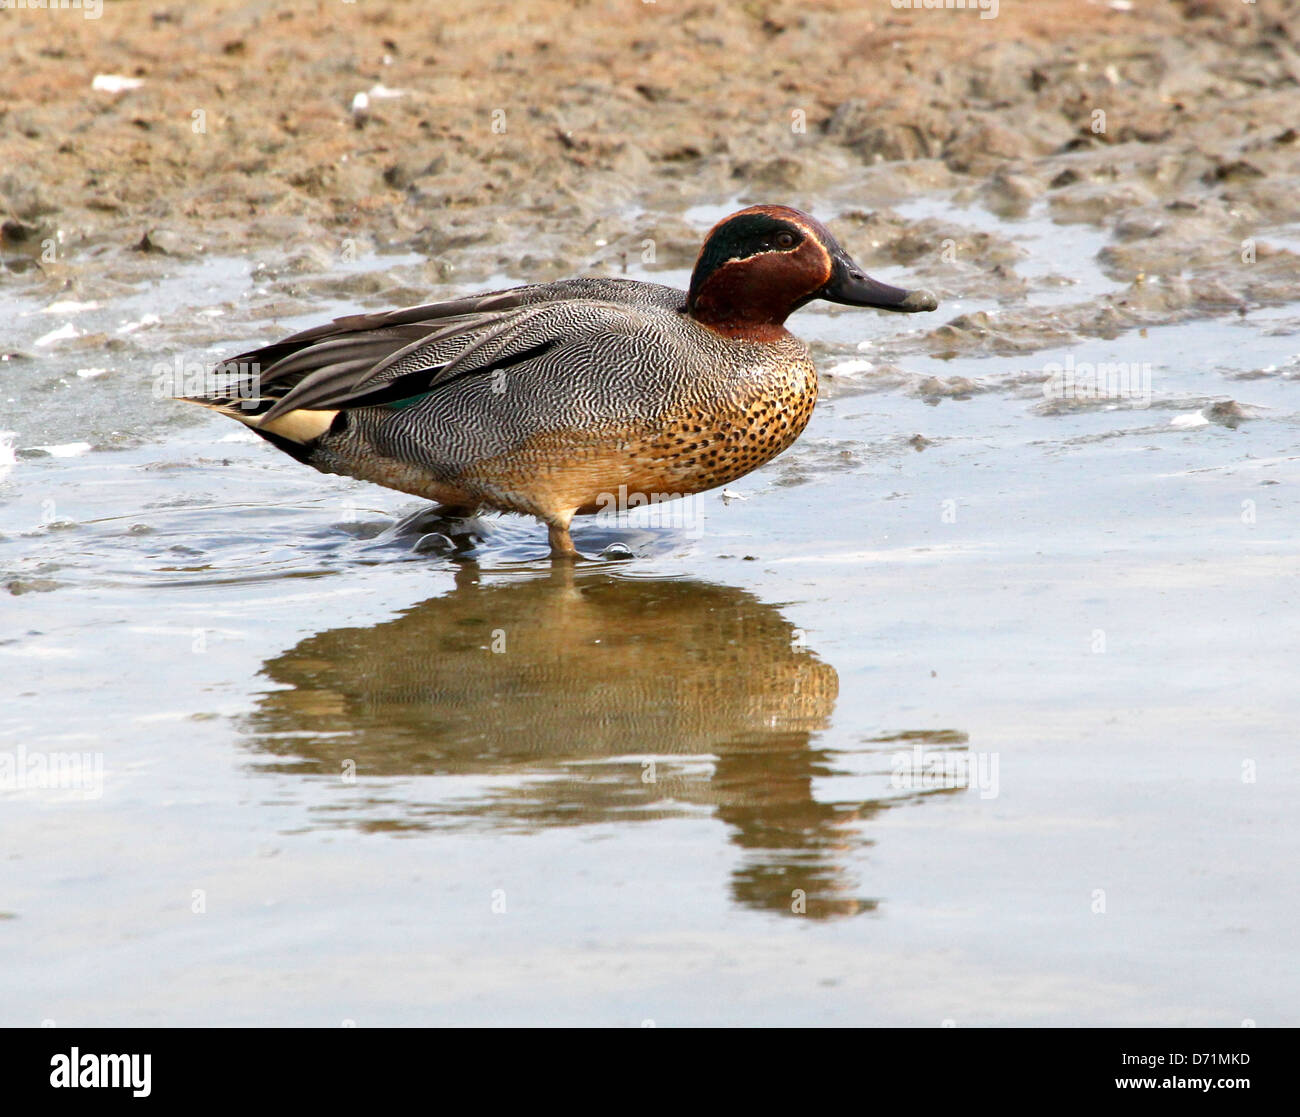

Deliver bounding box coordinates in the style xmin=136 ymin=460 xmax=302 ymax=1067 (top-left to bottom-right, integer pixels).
xmin=185 ymin=204 xmax=938 ymax=557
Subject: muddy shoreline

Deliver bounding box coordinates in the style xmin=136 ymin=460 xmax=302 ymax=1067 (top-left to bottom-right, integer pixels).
xmin=4 ymin=0 xmax=1300 ymax=348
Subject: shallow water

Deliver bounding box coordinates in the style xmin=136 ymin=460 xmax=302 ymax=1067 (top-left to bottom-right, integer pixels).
xmin=3 ymin=198 xmax=1299 ymax=1025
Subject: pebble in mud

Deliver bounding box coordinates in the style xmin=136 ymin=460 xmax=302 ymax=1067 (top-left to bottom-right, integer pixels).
xmin=915 ymin=376 xmax=980 ymax=404
xmin=1206 ymin=400 xmax=1259 ymax=428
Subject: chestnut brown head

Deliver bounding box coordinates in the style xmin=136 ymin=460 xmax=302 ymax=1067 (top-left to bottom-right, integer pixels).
xmin=686 ymin=205 xmax=938 ymax=339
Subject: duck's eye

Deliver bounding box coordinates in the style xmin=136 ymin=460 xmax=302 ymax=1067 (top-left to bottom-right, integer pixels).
xmin=774 ymin=231 xmax=797 ymax=249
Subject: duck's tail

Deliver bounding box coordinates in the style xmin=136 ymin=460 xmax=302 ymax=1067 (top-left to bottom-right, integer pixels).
xmin=180 ymin=395 xmax=338 ymax=443
xmin=176 ymin=334 xmax=349 ymax=461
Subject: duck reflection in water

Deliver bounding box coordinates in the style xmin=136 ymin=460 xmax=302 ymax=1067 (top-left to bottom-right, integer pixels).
xmin=243 ymin=565 xmax=961 ymax=918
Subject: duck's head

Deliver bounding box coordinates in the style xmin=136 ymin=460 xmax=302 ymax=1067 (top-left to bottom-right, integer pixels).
xmin=686 ymin=204 xmax=938 ymax=339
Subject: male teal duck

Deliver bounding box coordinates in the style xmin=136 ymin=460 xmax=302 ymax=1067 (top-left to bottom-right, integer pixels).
xmin=186 ymin=205 xmax=938 ymax=556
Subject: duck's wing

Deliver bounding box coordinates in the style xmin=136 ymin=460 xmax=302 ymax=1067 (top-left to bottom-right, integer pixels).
xmin=185 ymin=278 xmax=685 ymax=421
xmin=254 ymin=276 xmax=683 ymax=354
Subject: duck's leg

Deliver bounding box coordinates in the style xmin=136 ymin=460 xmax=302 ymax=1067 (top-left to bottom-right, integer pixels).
xmin=544 ymin=510 xmax=581 ymax=559
xmin=547 ymin=522 xmax=580 ymax=559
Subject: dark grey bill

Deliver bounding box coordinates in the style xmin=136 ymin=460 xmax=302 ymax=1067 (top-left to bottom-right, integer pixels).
xmin=819 ymin=253 xmax=939 ymax=313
